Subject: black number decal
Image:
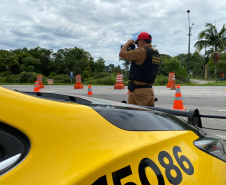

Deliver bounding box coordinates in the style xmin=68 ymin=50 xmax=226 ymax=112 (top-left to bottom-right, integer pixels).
xmin=93 ymin=146 xmax=194 ymax=185
xmin=139 ymin=158 xmax=165 ymax=185
xmin=173 ymin=146 xmax=194 ymax=175
xmin=112 ymin=165 xmax=137 ymax=185
xmin=158 ymin=151 xmax=182 ymax=185
xmin=92 ymin=175 xmax=108 ymax=185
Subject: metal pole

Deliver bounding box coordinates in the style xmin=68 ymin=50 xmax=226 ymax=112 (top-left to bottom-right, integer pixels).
xmin=187 ymin=10 xmax=191 ymax=83
xmin=203 ymin=45 xmax=206 ymax=79
xmin=208 ymin=66 xmax=209 ymax=83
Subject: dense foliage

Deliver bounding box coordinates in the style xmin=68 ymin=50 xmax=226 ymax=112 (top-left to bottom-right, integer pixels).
xmin=0 ymin=46 xmax=123 ymax=84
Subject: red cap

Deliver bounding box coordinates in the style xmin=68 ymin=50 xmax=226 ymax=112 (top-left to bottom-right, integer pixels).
xmin=137 ymin=32 xmax=152 ymax=40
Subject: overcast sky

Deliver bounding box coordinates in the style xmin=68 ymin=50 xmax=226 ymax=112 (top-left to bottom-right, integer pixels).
xmin=0 ymin=0 xmax=225 ymax=66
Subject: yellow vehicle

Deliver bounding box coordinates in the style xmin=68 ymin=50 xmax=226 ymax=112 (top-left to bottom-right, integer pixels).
xmin=0 ymin=86 xmax=226 ymax=185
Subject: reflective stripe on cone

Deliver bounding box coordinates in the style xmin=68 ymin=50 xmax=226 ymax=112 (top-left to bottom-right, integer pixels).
xmin=87 ymin=85 xmax=93 ymax=96
xmin=171 ymin=85 xmax=186 ymax=110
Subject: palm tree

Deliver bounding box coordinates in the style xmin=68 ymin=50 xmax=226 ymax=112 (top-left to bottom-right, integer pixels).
xmin=194 ymin=23 xmax=226 ymax=81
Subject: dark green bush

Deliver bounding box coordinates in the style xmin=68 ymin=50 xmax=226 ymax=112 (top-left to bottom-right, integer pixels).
xmin=1 ymin=72 xmax=44 ymax=83
xmin=0 ymin=77 xmax=6 ymax=83
xmin=154 ymin=75 xmax=168 ymax=85
xmin=53 ymin=74 xmax=70 ymax=83
xmin=20 ymin=72 xmax=37 ymax=83
xmin=93 ymin=72 xmax=111 ymax=79
xmin=82 ymin=71 xmax=91 ymax=82
xmin=85 ymin=76 xmax=115 ymax=85
xmin=0 ymin=72 xmax=9 ymax=77
xmin=42 ymin=76 xmax=48 ymax=84
xmin=48 ymin=72 xmax=57 ymax=79
xmin=6 ymin=74 xmax=22 ymax=83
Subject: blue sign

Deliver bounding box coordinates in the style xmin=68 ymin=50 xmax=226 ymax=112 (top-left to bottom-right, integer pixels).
xmin=70 ymin=71 xmax=73 ymax=78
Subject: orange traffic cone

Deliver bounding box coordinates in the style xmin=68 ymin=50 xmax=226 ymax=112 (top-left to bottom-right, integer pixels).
xmin=34 ymin=81 xmax=40 ymax=92
xmin=37 ymin=75 xmax=44 ymax=88
xmin=170 ymin=73 xmax=176 ymax=90
xmin=171 ymin=85 xmax=186 ymax=110
xmin=87 ymin=85 xmax=93 ymax=95
xmin=114 ymin=73 xmax=125 ymax=89
xmin=166 ymin=72 xmax=174 ymax=88
xmin=74 ymin=74 xmax=84 ymax=89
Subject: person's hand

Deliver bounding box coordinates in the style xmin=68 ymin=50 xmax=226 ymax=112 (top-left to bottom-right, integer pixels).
xmin=126 ymin=39 xmax=135 ymax=46
xmin=119 ymin=39 xmax=134 ymax=58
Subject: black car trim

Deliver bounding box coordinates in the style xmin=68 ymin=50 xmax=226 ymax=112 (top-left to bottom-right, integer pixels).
xmin=0 ymin=121 xmax=30 ymax=175
xmin=19 ymin=91 xmax=92 ymax=104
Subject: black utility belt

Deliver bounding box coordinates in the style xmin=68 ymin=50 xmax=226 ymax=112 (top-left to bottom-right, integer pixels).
xmin=128 ymin=81 xmax=152 ymax=92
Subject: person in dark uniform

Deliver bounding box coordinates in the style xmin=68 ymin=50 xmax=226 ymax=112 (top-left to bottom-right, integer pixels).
xmin=119 ymin=32 xmax=160 ymax=106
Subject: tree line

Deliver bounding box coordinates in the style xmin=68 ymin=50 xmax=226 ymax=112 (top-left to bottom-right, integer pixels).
xmin=0 ymin=23 xmax=226 ymax=84
xmin=0 ymin=47 xmax=122 ymax=77
xmin=0 ymin=46 xmax=124 ymax=83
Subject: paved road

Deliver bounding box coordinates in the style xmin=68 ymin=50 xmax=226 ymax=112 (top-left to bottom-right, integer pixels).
xmin=2 ymin=85 xmax=226 ymax=144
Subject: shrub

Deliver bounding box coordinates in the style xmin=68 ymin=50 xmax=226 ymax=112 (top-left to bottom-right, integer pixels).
xmin=154 ymin=75 xmax=168 ymax=85
xmin=28 ymin=75 xmax=37 ymax=83
xmin=2 ymin=72 xmax=38 ymax=83
xmin=48 ymin=72 xmax=57 ymax=79
xmin=42 ymin=76 xmax=48 ymax=84
xmin=0 ymin=71 xmax=9 ymax=77
xmin=53 ymin=74 xmax=70 ymax=83
xmin=93 ymin=72 xmax=111 ymax=79
xmin=0 ymin=77 xmax=6 ymax=83
xmin=8 ymin=74 xmax=22 ymax=83
xmin=82 ymin=71 xmax=91 ymax=82
xmin=20 ymin=72 xmax=37 ymax=83
xmin=85 ymin=76 xmax=115 ymax=85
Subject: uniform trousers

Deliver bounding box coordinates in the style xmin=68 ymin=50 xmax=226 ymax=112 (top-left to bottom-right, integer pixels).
xmin=128 ymin=88 xmax=155 ymax=106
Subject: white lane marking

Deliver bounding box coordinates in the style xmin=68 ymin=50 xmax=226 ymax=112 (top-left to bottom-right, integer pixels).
xmin=218 ymin=110 xmax=226 ymax=112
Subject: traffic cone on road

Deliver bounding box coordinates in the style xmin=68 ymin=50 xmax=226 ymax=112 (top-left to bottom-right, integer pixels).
xmin=171 ymin=85 xmax=186 ymax=110
xmin=166 ymin=72 xmax=174 ymax=88
xmin=34 ymin=81 xmax=40 ymax=92
xmin=114 ymin=73 xmax=125 ymax=89
xmin=74 ymin=74 xmax=84 ymax=89
xmin=37 ymin=75 xmax=44 ymax=88
xmin=87 ymin=85 xmax=93 ymax=96
xmin=170 ymin=73 xmax=176 ymax=90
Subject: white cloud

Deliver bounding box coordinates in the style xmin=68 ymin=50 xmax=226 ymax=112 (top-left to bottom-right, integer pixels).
xmin=0 ymin=0 xmax=225 ymax=66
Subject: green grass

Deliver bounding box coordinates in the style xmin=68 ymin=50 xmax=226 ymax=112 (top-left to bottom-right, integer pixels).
xmin=199 ymin=81 xmax=226 ymax=86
